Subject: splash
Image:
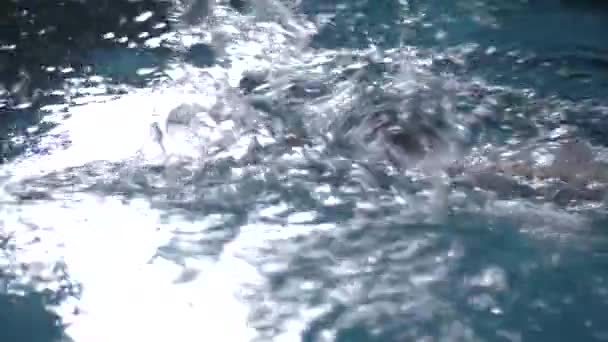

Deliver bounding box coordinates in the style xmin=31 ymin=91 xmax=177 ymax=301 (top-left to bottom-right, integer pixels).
xmin=1 ymin=1 xmax=608 ymax=341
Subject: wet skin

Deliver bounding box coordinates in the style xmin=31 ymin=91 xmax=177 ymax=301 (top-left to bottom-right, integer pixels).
xmin=446 ymin=140 xmax=608 ymax=206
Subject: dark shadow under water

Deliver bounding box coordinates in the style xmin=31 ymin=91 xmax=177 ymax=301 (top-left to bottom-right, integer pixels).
xmin=0 ymin=293 xmax=65 ymax=342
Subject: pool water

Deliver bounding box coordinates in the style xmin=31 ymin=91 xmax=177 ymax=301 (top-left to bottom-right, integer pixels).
xmin=1 ymin=0 xmax=608 ymax=341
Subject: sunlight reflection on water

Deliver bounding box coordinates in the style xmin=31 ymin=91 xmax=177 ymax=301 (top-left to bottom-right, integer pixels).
xmin=1 ymin=1 xmax=608 ymax=341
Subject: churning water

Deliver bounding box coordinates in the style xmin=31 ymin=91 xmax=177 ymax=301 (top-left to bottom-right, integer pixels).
xmin=1 ymin=0 xmax=608 ymax=341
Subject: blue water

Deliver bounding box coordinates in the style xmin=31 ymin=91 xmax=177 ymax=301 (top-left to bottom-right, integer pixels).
xmin=1 ymin=0 xmax=608 ymax=341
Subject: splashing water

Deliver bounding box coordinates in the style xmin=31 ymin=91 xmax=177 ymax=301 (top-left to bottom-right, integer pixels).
xmin=1 ymin=0 xmax=608 ymax=341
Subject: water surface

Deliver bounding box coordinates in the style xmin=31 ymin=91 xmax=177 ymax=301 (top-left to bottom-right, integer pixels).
xmin=1 ymin=0 xmax=608 ymax=341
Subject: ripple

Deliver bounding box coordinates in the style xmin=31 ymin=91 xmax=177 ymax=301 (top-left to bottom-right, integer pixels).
xmin=1 ymin=1 xmax=608 ymax=341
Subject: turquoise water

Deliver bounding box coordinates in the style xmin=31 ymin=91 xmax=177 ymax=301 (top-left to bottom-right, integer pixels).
xmin=1 ymin=0 xmax=608 ymax=341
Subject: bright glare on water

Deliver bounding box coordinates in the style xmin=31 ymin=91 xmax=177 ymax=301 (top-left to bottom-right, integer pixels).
xmin=1 ymin=0 xmax=608 ymax=341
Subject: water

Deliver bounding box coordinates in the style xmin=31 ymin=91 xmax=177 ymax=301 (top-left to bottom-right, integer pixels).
xmin=1 ymin=0 xmax=608 ymax=341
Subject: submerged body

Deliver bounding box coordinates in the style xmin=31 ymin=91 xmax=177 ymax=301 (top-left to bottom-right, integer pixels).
xmin=447 ymin=139 xmax=608 ymax=206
